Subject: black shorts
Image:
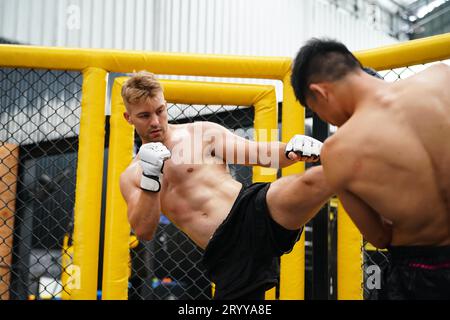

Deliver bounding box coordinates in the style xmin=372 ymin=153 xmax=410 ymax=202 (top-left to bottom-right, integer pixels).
xmin=379 ymin=245 xmax=450 ymax=300
xmin=202 ymin=183 xmax=303 ymax=300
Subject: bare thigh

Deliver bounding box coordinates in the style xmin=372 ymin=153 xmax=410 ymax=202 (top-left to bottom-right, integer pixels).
xmin=266 ymin=166 xmax=333 ymax=230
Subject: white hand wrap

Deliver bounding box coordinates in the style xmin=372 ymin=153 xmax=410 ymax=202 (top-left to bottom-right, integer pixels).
xmin=285 ymin=135 xmax=323 ymax=160
xmin=138 ymin=142 xmax=171 ymax=192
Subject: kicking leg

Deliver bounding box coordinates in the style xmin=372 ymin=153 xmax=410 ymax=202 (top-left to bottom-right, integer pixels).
xmin=266 ymin=166 xmax=333 ymax=230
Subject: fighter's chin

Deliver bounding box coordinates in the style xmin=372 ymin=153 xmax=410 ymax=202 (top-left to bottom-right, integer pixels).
xmin=327 ymin=116 xmax=345 ymax=127
xmin=330 ymin=120 xmax=342 ymax=127
xmin=146 ymin=133 xmax=165 ymax=143
xmin=145 ymin=136 xmax=164 ymax=143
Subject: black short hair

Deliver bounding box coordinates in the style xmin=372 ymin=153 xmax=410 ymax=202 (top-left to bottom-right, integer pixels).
xmin=291 ymin=38 xmax=362 ymax=108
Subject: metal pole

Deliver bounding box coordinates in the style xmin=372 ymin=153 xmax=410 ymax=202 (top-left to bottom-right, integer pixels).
xmin=311 ymin=114 xmax=330 ymax=300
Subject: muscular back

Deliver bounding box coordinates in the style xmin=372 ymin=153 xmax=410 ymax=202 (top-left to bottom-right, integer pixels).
xmin=329 ymin=64 xmax=450 ymax=245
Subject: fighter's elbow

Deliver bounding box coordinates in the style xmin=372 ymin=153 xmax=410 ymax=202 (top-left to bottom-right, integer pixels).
xmin=135 ymin=230 xmax=155 ymax=241
xmin=128 ymin=212 xmax=156 ymax=241
xmin=368 ymin=231 xmax=392 ymax=249
xmin=132 ymin=223 xmax=156 ymax=241
xmin=370 ymin=238 xmax=389 ymax=249
xmin=302 ymin=166 xmax=334 ymax=197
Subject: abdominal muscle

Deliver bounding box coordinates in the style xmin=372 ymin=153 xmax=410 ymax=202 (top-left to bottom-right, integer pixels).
xmin=159 ymin=164 xmax=243 ymax=249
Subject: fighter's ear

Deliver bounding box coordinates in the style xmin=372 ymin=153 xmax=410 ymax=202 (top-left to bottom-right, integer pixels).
xmin=309 ymin=83 xmax=328 ymax=101
xmin=123 ymin=111 xmax=133 ymax=124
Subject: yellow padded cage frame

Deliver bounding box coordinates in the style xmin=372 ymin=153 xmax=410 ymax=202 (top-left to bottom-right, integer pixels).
xmin=0 ymin=43 xmax=306 ymax=300
xmin=0 ymin=32 xmax=449 ymax=300
xmin=102 ymin=78 xmax=282 ymax=300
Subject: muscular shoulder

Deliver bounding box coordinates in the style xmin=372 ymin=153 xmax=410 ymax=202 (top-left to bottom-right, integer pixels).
xmin=409 ymin=63 xmax=450 ymax=89
xmin=321 ymin=128 xmax=362 ymax=190
xmin=177 ymin=121 xmax=224 ymax=135
xmin=323 ymin=119 xmax=366 ymax=154
xmin=122 ymin=159 xmax=140 ymax=175
xmin=425 ymin=62 xmax=450 ymax=76
xmin=192 ymin=121 xmax=231 ymax=140
xmin=193 ymin=121 xmax=226 ymax=132
xmin=428 ymin=63 xmax=450 ymax=98
xmin=120 ymin=161 xmax=140 ymax=194
xmin=321 ymin=132 xmax=358 ymax=164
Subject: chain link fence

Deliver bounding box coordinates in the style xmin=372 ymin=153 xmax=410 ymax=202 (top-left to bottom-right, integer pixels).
xmin=0 ymin=68 xmax=82 ymax=300
xmin=3 ymin=60 xmax=447 ymax=301
xmin=362 ymin=59 xmax=450 ymax=300
xmin=1 ymin=69 xmax=268 ymax=300
xmin=128 ymin=103 xmax=257 ymax=300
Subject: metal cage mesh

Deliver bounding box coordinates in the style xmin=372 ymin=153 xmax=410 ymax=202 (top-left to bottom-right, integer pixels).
xmin=128 ymin=103 xmax=255 ymax=300
xmin=2 ymin=59 xmax=448 ymax=300
xmin=0 ymin=68 xmax=82 ymax=300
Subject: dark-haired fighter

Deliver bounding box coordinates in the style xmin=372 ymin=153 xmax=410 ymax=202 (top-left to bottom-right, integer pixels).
xmin=291 ymin=39 xmax=450 ymax=299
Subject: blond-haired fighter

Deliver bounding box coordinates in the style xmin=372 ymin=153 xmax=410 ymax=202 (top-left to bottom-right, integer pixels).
xmin=119 ymin=71 xmax=333 ymax=300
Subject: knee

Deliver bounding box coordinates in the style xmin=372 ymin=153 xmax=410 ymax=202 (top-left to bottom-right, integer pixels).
xmin=301 ymin=166 xmax=333 ymax=195
xmin=302 ymin=166 xmax=324 ymax=184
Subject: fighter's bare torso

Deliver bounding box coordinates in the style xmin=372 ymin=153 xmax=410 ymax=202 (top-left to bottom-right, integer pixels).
xmin=330 ymin=64 xmax=450 ymax=245
xmin=125 ymin=122 xmax=242 ymax=249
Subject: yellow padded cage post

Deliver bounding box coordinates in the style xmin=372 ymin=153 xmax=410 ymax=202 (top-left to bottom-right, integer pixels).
xmin=101 ymin=78 xmax=135 ymax=300
xmin=250 ymin=85 xmax=278 ymax=300
xmin=70 ymin=67 xmax=107 ymax=300
xmin=102 ymin=78 xmax=278 ymax=300
xmin=164 ymin=80 xmax=280 ymax=300
xmin=60 ymin=234 xmax=73 ymax=300
xmin=279 ymin=71 xmax=306 ymax=300
xmin=337 ymin=201 xmax=363 ymax=300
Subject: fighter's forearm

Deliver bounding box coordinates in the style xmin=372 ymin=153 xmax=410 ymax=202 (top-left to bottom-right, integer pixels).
xmin=276 ymin=142 xmax=298 ymax=168
xmin=256 ymin=141 xmax=296 ymax=168
xmin=128 ymin=190 xmax=161 ymax=241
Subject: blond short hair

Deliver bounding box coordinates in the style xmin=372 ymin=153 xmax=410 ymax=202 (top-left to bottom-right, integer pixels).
xmin=121 ymin=71 xmax=163 ymax=107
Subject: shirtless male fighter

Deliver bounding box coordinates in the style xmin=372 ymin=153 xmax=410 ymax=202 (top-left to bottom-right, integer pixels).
xmin=120 ymin=71 xmax=334 ymax=299
xmin=291 ymin=38 xmax=450 ymax=299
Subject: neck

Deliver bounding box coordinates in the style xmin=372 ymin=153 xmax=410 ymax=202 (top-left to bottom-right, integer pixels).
xmin=337 ymin=73 xmax=388 ymax=115
xmin=141 ymin=124 xmax=173 ymax=145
